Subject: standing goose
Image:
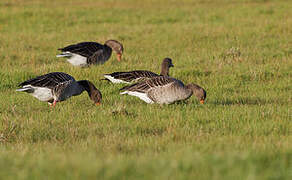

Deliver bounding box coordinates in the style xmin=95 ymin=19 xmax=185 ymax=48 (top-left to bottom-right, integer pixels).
xmin=103 ymin=58 xmax=174 ymax=84
xmin=56 ymin=40 xmax=123 ymax=67
xmin=120 ymin=76 xmax=206 ymax=104
xmin=16 ymin=72 xmax=102 ymax=106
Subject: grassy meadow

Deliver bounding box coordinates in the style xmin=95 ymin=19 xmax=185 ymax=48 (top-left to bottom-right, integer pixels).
xmin=0 ymin=0 xmax=292 ymax=179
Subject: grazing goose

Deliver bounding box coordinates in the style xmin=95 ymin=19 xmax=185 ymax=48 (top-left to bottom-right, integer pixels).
xmin=120 ymin=76 xmax=206 ymax=104
xmin=103 ymin=58 xmax=174 ymax=84
xmin=16 ymin=72 xmax=102 ymax=106
xmin=56 ymin=40 xmax=123 ymax=67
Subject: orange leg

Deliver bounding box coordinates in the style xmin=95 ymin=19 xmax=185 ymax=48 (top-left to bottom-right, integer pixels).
xmin=52 ymin=100 xmax=57 ymax=107
xmin=117 ymin=54 xmax=122 ymax=61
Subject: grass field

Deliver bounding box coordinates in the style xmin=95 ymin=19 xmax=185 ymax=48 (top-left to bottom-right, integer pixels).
xmin=0 ymin=0 xmax=292 ymax=179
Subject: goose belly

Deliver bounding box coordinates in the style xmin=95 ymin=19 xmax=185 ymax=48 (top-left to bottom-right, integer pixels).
xmin=67 ymin=53 xmax=88 ymax=66
xmin=148 ymin=87 xmax=191 ymax=104
xmin=30 ymin=87 xmax=53 ymax=102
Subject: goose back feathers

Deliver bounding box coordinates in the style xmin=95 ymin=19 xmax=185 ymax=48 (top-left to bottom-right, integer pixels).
xmin=17 ymin=72 xmax=102 ymax=106
xmin=104 ymin=58 xmax=174 ymax=84
xmin=120 ymin=76 xmax=206 ymax=104
xmin=57 ymin=40 xmax=123 ymax=66
xmin=19 ymin=72 xmax=75 ymax=89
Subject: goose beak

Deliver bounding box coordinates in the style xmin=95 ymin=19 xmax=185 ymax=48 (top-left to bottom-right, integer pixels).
xmin=200 ymin=100 xmax=205 ymax=104
xmin=95 ymin=102 xmax=101 ymax=106
xmin=117 ymin=53 xmax=122 ymax=61
xmin=170 ymin=64 xmax=174 ymax=67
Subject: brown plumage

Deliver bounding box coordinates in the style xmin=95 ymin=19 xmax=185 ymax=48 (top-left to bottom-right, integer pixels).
xmin=17 ymin=72 xmax=102 ymax=106
xmin=103 ymin=58 xmax=174 ymax=83
xmin=56 ymin=40 xmax=123 ymax=66
xmin=120 ymin=76 xmax=206 ymax=104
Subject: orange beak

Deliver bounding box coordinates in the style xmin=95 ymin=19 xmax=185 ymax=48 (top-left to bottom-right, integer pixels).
xmin=200 ymin=100 xmax=205 ymax=104
xmin=117 ymin=53 xmax=122 ymax=61
xmin=95 ymin=102 xmax=101 ymax=106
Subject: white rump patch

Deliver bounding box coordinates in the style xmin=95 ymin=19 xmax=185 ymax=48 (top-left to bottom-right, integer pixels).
xmin=67 ymin=53 xmax=87 ymax=66
xmin=104 ymin=75 xmax=130 ymax=84
xmin=20 ymin=85 xmax=53 ymax=102
xmin=120 ymin=91 xmax=154 ymax=104
xmin=57 ymin=52 xmax=87 ymax=66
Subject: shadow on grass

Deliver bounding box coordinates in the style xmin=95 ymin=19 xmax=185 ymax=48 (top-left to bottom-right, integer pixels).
xmin=212 ymin=97 xmax=283 ymax=106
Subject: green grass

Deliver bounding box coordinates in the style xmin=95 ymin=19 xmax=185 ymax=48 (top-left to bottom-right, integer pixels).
xmin=0 ymin=0 xmax=292 ymax=179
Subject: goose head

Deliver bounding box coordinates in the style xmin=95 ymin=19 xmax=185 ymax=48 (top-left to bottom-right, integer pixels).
xmin=186 ymin=84 xmax=206 ymax=104
xmin=77 ymin=80 xmax=102 ymax=105
xmin=105 ymin=40 xmax=124 ymax=61
xmin=160 ymin=58 xmax=174 ymax=76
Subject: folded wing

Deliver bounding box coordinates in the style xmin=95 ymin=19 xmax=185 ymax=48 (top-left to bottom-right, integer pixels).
xmin=120 ymin=76 xmax=175 ymax=93
xmin=19 ymin=72 xmax=75 ymax=89
xmin=58 ymin=42 xmax=104 ymax=58
xmin=104 ymin=70 xmax=159 ymax=83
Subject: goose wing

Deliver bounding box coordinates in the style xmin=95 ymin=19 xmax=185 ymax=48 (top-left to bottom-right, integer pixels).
xmin=105 ymin=70 xmax=159 ymax=83
xmin=120 ymin=76 xmax=176 ymax=93
xmin=58 ymin=42 xmax=104 ymax=58
xmin=19 ymin=72 xmax=75 ymax=89
xmin=51 ymin=80 xmax=75 ymax=101
xmin=87 ymin=49 xmax=109 ymax=65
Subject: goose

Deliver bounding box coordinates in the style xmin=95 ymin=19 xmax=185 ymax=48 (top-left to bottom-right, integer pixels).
xmin=103 ymin=58 xmax=174 ymax=84
xmin=120 ymin=76 xmax=206 ymax=104
xmin=56 ymin=40 xmax=123 ymax=67
xmin=16 ymin=72 xmax=102 ymax=107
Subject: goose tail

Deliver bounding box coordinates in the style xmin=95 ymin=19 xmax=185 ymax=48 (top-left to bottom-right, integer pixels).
xmin=120 ymin=91 xmax=128 ymax=95
xmin=56 ymin=52 xmax=72 ymax=58
xmin=16 ymin=86 xmax=34 ymax=93
xmin=103 ymin=74 xmax=130 ymax=84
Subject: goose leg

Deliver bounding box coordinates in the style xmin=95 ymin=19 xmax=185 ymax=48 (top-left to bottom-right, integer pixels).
xmin=52 ymin=100 xmax=57 ymax=107
xmin=117 ymin=54 xmax=122 ymax=61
